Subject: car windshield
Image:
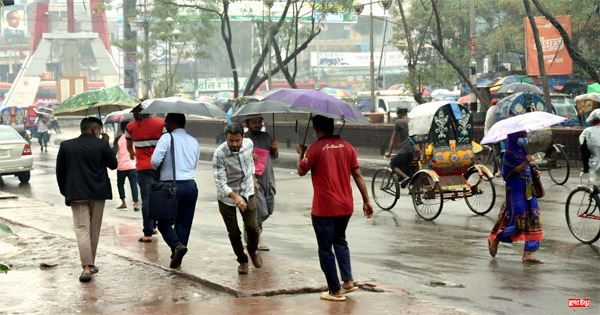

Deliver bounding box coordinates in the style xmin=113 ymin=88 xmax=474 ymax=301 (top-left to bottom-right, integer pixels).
xmin=0 ymin=127 xmax=22 ymax=141
xmin=551 ymin=97 xmax=577 ymax=119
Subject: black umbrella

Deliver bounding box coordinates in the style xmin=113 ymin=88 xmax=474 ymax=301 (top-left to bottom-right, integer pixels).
xmin=230 ymin=98 xmax=312 ymax=140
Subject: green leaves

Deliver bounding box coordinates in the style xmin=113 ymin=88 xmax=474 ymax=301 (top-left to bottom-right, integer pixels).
xmin=0 ymin=263 xmax=8 ymax=274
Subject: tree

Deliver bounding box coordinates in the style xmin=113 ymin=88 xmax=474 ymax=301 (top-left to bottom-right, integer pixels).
xmin=429 ymin=0 xmax=487 ymax=107
xmin=395 ymin=0 xmax=430 ymax=104
xmin=531 ymin=0 xmax=600 ymax=84
xmin=523 ymin=0 xmax=553 ymax=113
xmin=157 ymin=0 xmax=351 ymax=97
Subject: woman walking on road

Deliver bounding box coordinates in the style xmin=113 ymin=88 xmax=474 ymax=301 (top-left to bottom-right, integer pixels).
xmin=488 ymin=131 xmax=543 ymax=263
xmin=116 ymin=121 xmax=139 ymax=211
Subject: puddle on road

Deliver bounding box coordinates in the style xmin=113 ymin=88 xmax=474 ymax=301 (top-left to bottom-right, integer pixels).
xmin=0 ymin=222 xmax=227 ymax=314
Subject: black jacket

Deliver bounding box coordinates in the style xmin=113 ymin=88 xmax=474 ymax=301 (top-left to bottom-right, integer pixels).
xmin=56 ymin=133 xmax=118 ymax=206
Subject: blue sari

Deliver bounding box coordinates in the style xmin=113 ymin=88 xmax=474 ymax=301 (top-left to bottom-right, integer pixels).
xmin=489 ymin=132 xmax=543 ymax=252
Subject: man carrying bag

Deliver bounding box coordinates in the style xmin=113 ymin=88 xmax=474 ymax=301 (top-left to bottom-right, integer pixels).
xmin=150 ymin=113 xmax=201 ymax=268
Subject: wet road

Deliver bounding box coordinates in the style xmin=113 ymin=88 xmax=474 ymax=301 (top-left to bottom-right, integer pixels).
xmin=1 ymin=135 xmax=599 ymax=314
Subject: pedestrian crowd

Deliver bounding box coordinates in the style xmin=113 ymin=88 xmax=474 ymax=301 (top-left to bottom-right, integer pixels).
xmin=55 ymin=112 xmax=373 ymax=302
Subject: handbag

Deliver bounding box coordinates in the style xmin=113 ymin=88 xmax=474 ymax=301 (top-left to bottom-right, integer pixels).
xmin=148 ymin=133 xmax=178 ymax=220
xmin=531 ymin=165 xmax=545 ymax=198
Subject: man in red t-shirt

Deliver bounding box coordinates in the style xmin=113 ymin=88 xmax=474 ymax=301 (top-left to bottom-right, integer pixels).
xmin=296 ymin=115 xmax=373 ymax=301
xmin=126 ymin=113 xmax=164 ymax=242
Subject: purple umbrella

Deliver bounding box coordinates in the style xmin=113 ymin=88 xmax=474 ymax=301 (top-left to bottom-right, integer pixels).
xmin=264 ymin=89 xmax=369 ymax=124
xmin=480 ymin=111 xmax=566 ymax=144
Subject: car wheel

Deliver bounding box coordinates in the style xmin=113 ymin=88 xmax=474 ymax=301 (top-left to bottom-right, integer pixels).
xmin=17 ymin=171 xmax=30 ymax=184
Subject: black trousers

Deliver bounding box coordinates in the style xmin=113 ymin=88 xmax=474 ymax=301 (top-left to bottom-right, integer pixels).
xmin=218 ymin=196 xmax=259 ymax=263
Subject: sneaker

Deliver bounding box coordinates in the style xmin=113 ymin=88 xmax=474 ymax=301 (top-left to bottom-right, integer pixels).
xmin=238 ymin=262 xmax=249 ymax=274
xmin=250 ymin=252 xmax=262 ymax=268
xmin=170 ymin=245 xmax=188 ymax=268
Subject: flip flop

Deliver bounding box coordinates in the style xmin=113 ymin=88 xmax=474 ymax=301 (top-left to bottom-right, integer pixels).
xmin=138 ymin=237 xmax=152 ymax=243
xmin=116 ymin=205 xmax=127 ymax=209
xmin=320 ymin=292 xmax=346 ymax=301
xmin=488 ymin=240 xmax=497 ymax=257
xmin=522 ymin=258 xmax=544 ymax=264
xmin=258 ymin=244 xmax=270 ymax=251
xmin=341 ymin=286 xmax=358 ymax=294
xmin=134 ymin=207 xmax=140 ymax=211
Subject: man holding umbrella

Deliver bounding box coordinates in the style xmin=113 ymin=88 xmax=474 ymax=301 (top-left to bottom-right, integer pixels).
xmin=246 ymin=115 xmax=278 ymax=251
xmin=296 ymin=115 xmax=373 ymax=301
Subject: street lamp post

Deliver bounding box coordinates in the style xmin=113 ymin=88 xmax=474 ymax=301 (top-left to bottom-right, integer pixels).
xmin=353 ymin=0 xmax=392 ymax=113
xmin=264 ymin=0 xmax=274 ymax=91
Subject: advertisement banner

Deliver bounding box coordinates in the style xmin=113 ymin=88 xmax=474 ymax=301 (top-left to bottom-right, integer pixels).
xmin=525 ymin=16 xmax=572 ymax=76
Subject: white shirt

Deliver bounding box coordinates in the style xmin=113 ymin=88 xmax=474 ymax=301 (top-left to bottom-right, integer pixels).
xmin=37 ymin=117 xmax=49 ymax=133
xmin=580 ymin=125 xmax=600 ymax=185
xmin=151 ymin=128 xmax=200 ymax=181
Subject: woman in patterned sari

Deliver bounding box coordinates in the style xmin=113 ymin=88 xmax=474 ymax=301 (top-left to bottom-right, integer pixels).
xmin=488 ymin=131 xmax=543 ymax=263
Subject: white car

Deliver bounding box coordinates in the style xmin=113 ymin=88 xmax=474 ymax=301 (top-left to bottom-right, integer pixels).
xmin=0 ymin=125 xmax=33 ymax=183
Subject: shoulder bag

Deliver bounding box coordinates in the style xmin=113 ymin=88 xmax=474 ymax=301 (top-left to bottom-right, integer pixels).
xmin=148 ymin=133 xmax=178 ymax=220
xmin=531 ymin=165 xmax=545 ymax=198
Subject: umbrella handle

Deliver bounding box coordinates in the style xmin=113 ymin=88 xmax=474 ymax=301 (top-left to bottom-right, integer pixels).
xmin=302 ymin=114 xmax=312 ymax=146
xmin=337 ymin=119 xmax=345 ymax=136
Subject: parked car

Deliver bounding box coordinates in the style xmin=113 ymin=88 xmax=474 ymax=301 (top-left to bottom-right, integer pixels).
xmin=0 ymin=125 xmax=33 ymax=183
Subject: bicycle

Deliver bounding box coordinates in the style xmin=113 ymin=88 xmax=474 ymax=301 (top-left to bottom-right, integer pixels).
xmin=565 ymin=172 xmax=600 ymax=244
xmin=371 ymin=154 xmax=411 ymax=210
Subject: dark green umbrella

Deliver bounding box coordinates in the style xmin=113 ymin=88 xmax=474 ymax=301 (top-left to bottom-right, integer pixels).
xmin=53 ymin=86 xmax=140 ymax=116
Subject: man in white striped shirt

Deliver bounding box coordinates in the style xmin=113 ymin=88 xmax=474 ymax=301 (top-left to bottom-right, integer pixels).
xmin=213 ymin=124 xmax=262 ymax=275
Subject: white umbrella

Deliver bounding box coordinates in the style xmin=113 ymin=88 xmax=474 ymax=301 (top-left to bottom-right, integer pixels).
xmin=137 ymin=97 xmax=226 ymax=118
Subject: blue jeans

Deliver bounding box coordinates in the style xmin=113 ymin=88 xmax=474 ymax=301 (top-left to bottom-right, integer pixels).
xmin=157 ymin=180 xmax=198 ymax=251
xmin=311 ymin=214 xmax=353 ymax=293
xmin=137 ymin=169 xmax=158 ymax=237
xmin=38 ymin=131 xmax=48 ymax=147
xmin=117 ymin=169 xmax=139 ymax=202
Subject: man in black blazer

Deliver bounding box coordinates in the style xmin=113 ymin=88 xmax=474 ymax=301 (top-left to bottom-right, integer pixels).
xmin=56 ymin=117 xmax=118 ymax=282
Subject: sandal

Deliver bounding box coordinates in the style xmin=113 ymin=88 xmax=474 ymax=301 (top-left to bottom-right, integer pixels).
xmin=488 ymin=240 xmax=497 ymax=257
xmin=138 ymin=237 xmax=152 ymax=243
xmin=116 ymin=205 xmax=127 ymax=209
xmin=341 ymin=286 xmax=358 ymax=294
xmin=320 ymin=292 xmax=346 ymax=301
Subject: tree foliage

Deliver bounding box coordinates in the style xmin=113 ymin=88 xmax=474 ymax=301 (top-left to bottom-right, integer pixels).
xmin=391 ymin=0 xmax=600 ymax=89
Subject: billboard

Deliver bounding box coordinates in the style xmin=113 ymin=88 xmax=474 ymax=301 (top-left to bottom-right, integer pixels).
xmin=525 ymin=16 xmax=572 ymax=76
xmin=2 ymin=8 xmax=28 ymax=39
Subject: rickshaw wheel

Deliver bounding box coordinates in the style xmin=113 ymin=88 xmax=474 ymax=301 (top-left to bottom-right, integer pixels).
xmin=464 ymin=170 xmax=496 ymax=215
xmin=371 ymin=168 xmax=399 ymax=210
xmin=547 ymin=146 xmax=570 ymax=185
xmin=411 ymin=172 xmax=443 ymax=221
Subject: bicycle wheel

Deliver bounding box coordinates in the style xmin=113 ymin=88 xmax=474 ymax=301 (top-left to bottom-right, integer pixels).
xmin=464 ymin=171 xmax=496 ymax=215
xmin=547 ymin=146 xmax=570 ymax=185
xmin=565 ymin=187 xmax=600 ymax=244
xmin=411 ymin=172 xmax=443 ymax=221
xmin=371 ymin=168 xmax=399 ymax=210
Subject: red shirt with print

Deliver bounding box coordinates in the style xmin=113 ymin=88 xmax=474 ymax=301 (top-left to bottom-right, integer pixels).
xmin=126 ymin=117 xmax=164 ymax=170
xmin=299 ymin=136 xmax=359 ymax=217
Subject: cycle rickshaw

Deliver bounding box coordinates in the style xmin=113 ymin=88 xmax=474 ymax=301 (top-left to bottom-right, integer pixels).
xmin=493 ymin=92 xmax=570 ymax=185
xmin=371 ymin=101 xmax=496 ymax=221
xmin=574 ymin=93 xmax=600 ymax=127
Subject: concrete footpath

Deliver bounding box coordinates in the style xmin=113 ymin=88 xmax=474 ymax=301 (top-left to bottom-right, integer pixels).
xmin=0 ymin=197 xmax=474 ymax=314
